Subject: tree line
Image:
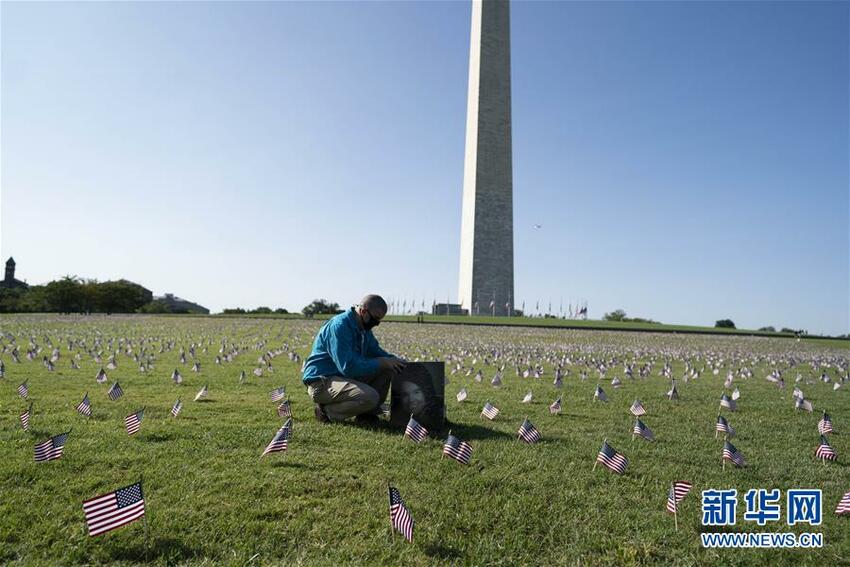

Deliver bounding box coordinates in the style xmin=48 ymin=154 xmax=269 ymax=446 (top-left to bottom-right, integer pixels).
xmin=0 ymin=277 xmax=156 ymax=314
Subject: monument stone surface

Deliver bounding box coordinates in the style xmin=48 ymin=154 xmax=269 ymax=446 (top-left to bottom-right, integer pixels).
xmin=458 ymin=0 xmax=514 ymax=316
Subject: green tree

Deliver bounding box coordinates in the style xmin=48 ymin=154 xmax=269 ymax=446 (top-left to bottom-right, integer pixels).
xmin=302 ymin=299 xmax=341 ymax=317
xmin=603 ymin=309 xmax=627 ymax=322
xmin=43 ymin=276 xmax=85 ymax=313
xmin=715 ymin=319 xmax=736 ymax=329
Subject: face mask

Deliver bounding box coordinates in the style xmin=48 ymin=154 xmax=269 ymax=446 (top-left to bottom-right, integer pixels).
xmin=363 ymin=311 xmax=380 ymax=330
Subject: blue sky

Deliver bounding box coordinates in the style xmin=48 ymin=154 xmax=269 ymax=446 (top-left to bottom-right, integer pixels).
xmin=1 ymin=1 xmax=847 ymax=334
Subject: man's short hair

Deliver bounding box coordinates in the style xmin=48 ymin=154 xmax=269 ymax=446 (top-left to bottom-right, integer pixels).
xmin=359 ymin=294 xmax=387 ymax=314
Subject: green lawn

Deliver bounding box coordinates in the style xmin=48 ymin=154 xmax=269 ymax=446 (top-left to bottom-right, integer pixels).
xmin=1 ymin=315 xmax=848 ymax=565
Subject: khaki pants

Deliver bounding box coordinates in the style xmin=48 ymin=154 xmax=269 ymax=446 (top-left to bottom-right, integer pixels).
xmin=306 ymin=368 xmax=392 ymax=421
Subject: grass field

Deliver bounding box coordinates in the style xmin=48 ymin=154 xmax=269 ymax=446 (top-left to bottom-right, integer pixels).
xmin=1 ymin=314 xmax=849 ymax=565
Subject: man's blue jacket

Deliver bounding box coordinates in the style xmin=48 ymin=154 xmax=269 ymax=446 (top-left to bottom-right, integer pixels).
xmin=302 ymin=308 xmax=394 ymax=384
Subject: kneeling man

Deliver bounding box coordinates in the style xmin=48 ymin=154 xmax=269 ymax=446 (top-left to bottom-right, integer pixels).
xmin=303 ymin=294 xmax=405 ymax=423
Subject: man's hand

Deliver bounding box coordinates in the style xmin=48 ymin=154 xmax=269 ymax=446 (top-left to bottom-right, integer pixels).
xmin=379 ymin=357 xmax=407 ymax=374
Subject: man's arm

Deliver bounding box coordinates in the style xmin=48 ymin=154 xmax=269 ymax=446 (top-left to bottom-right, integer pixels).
xmin=326 ymin=325 xmax=380 ymax=378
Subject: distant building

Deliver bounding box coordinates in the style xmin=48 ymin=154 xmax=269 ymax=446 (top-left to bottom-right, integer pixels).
xmin=156 ymin=293 xmax=209 ymax=314
xmin=1 ymin=257 xmax=29 ymax=290
xmin=432 ymin=303 xmax=468 ymax=316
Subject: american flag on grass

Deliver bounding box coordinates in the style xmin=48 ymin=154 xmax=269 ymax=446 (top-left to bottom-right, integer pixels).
xmin=549 ymin=396 xmax=562 ymax=414
xmin=96 ymin=368 xmax=108 ymax=384
xmin=716 ymin=415 xmax=735 ymax=437
xmin=270 ymin=387 xmax=286 ymax=402
xmin=630 ymin=399 xmax=646 ymax=416
xmin=666 ymin=481 xmax=693 ymax=513
xmin=442 ymin=434 xmax=472 ymax=464
xmin=262 ymin=418 xmax=292 ymax=456
xmin=17 ymin=380 xmax=28 ymax=399
xmin=20 ymin=403 xmax=32 ymax=431
xmin=34 ymin=431 xmax=70 ymax=463
xmin=795 ymin=397 xmax=813 ymax=412
xmin=517 ymin=418 xmax=541 ymax=444
xmin=481 ymin=402 xmax=500 ymax=420
xmin=277 ymin=400 xmax=292 ymax=418
xmin=171 ymin=398 xmax=183 ymax=417
xmin=633 ymin=418 xmax=654 ymax=441
xmin=719 ymin=393 xmax=736 ymax=411
xmin=593 ymin=384 xmax=608 ymax=402
xmin=596 ymin=441 xmax=628 ymax=474
xmin=521 ymin=391 xmax=533 ymax=404
xmin=171 ymin=368 xmax=182 ymax=384
xmin=194 ymin=384 xmax=208 ymax=401
xmin=404 ymin=416 xmax=428 ymax=443
xmin=456 ymin=388 xmax=468 ymax=402
xmin=722 ymin=440 xmax=745 ymax=467
xmin=818 ymin=412 xmax=834 ymax=435
xmin=107 ymin=382 xmax=123 ymax=401
xmin=816 ymin=435 xmax=837 ymax=461
xmin=124 ymin=408 xmax=144 ymax=436
xmin=836 ymin=491 xmax=850 ymax=515
xmin=667 ymin=381 xmax=679 ymax=400
xmin=76 ymin=393 xmax=92 ymax=417
xmin=388 ymin=486 xmax=414 ymax=542
xmin=82 ymin=482 xmax=145 ymax=536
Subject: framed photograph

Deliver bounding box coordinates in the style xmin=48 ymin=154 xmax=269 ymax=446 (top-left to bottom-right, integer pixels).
xmin=390 ymin=361 xmax=445 ymax=433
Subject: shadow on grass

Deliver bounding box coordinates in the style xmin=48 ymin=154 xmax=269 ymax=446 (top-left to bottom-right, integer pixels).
xmin=423 ymin=542 xmax=462 ymax=560
xmin=141 ymin=432 xmax=176 ymax=443
xmin=269 ymin=460 xmax=312 ymax=469
xmin=444 ymin=421 xmax=513 ymax=441
xmin=111 ymin=537 xmax=199 ymax=562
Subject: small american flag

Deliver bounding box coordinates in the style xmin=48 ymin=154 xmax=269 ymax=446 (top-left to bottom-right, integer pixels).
xmin=171 ymin=368 xmax=182 ymax=384
xmin=262 ymin=418 xmax=292 ymax=456
xmin=481 ymin=402 xmax=500 ymax=420
xmin=722 ymin=439 xmax=745 ymax=467
xmin=107 ymin=382 xmax=124 ymax=401
xmin=517 ymin=418 xmax=540 ymax=444
xmin=835 ymin=491 xmax=850 ymax=515
xmin=270 ymin=387 xmax=286 ymax=402
xmin=82 ymin=482 xmax=145 ymax=536
xmin=404 ymin=416 xmax=428 ymax=443
xmin=76 ymin=393 xmax=92 ymax=417
xmin=124 ymin=408 xmax=144 ymax=436
xmin=816 ymin=435 xmax=837 ymax=461
xmin=521 ymin=391 xmax=533 ymax=404
xmin=719 ymin=393 xmax=736 ymax=411
xmin=633 ymin=418 xmax=654 ymax=441
xmin=388 ymin=486 xmax=414 ymax=542
xmin=667 ymin=381 xmax=679 ymax=400
xmin=716 ymin=415 xmax=735 ymax=437
xmin=34 ymin=431 xmax=70 ymax=463
xmin=666 ymin=481 xmax=693 ymax=513
xmin=442 ymin=434 xmax=472 ymax=465
xmin=795 ymin=397 xmax=813 ymax=412
xmin=818 ymin=412 xmax=834 ymax=435
xmin=17 ymin=380 xmax=28 ymax=399
xmin=96 ymin=368 xmax=108 ymax=384
xmin=549 ymin=396 xmax=562 ymax=414
xmin=594 ymin=384 xmax=608 ymax=402
xmin=456 ymin=388 xmax=468 ymax=402
xmin=171 ymin=399 xmax=183 ymax=417
xmin=630 ymin=399 xmax=646 ymax=416
xmin=20 ymin=404 xmax=32 ymax=431
xmin=277 ymin=399 xmax=292 ymax=417
xmin=731 ymin=387 xmax=741 ymax=401
xmin=596 ymin=441 xmax=628 ymax=474
xmin=194 ymin=384 xmax=208 ymax=401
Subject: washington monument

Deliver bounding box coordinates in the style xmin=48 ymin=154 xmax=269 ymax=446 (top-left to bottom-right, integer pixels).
xmin=458 ymin=0 xmax=514 ymax=316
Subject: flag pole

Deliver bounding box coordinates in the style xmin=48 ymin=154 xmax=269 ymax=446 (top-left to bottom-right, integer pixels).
xmin=386 ymin=481 xmax=394 ymax=542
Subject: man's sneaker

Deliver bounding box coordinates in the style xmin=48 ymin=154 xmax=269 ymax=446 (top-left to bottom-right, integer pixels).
xmin=355 ymin=413 xmax=381 ymax=425
xmin=314 ymin=404 xmax=330 ymax=423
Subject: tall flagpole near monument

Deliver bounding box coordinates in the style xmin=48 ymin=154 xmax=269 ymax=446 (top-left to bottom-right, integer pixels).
xmin=458 ymin=0 xmax=514 ymax=317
